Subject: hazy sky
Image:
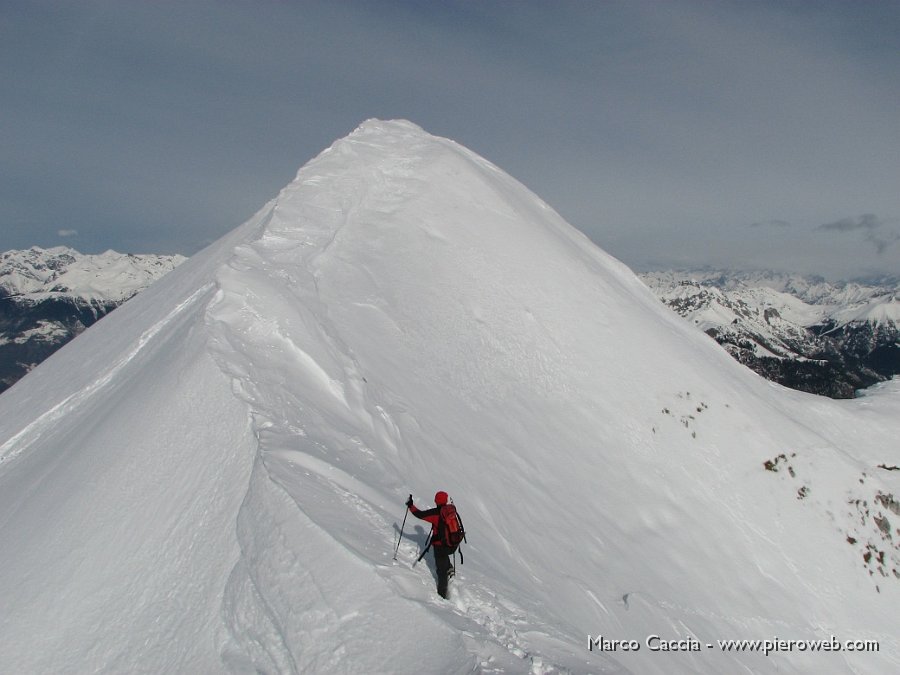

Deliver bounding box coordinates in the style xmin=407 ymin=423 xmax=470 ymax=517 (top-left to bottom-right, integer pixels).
xmin=2 ymin=0 xmax=899 ymax=280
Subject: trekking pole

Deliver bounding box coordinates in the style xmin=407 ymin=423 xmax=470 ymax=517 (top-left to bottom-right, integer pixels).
xmin=414 ymin=533 xmax=432 ymax=566
xmin=393 ymin=494 xmax=412 ymax=560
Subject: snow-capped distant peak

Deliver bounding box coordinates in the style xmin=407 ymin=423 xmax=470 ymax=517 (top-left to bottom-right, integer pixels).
xmin=0 ymin=246 xmax=186 ymax=303
xmin=640 ymin=268 xmax=899 ymax=397
xmin=832 ymin=293 xmax=900 ymax=327
xmin=642 ymin=268 xmax=897 ymax=324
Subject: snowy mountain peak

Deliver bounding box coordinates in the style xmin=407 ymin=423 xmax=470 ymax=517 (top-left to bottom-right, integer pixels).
xmin=832 ymin=293 xmax=900 ymax=327
xmin=641 ymin=269 xmax=898 ymax=397
xmin=0 ymin=245 xmax=186 ymax=303
xmin=1 ymin=122 xmax=899 ymax=673
xmin=355 ymin=116 xmax=426 ymax=134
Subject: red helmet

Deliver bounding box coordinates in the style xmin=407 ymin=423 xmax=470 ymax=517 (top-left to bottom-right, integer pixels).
xmin=434 ymin=491 xmax=449 ymax=506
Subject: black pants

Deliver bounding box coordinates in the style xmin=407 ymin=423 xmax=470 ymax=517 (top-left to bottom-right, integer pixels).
xmin=433 ymin=546 xmax=453 ymax=598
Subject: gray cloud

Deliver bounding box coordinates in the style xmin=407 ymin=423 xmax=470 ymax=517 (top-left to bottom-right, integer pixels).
xmin=817 ymin=214 xmax=900 ymax=256
xmin=818 ymin=214 xmax=882 ymax=232
xmin=867 ymin=230 xmax=900 ymax=255
xmin=58 ymin=229 xmax=78 ymax=238
xmin=748 ymin=220 xmax=791 ymax=229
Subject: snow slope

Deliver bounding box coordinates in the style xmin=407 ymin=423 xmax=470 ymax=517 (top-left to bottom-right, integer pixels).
xmin=0 ymin=246 xmax=187 ymax=394
xmin=1 ymin=120 xmax=899 ymax=674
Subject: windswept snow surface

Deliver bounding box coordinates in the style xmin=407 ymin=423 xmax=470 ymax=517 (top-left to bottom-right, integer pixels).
xmin=1 ymin=120 xmax=899 ymax=674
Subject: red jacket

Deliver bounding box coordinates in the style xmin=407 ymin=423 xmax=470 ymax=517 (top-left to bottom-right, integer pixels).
xmin=408 ymin=503 xmax=448 ymax=547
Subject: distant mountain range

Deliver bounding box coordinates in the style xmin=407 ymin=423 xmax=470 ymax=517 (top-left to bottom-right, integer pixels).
xmin=3 ymin=122 xmax=897 ymax=673
xmin=0 ymin=246 xmax=185 ymax=393
xmin=1 ymin=247 xmax=896 ymax=399
xmin=640 ymin=269 xmax=899 ymax=398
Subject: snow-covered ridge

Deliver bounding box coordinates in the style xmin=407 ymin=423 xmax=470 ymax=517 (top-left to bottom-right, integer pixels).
xmin=0 ymin=246 xmax=186 ymax=303
xmin=1 ymin=120 xmax=899 ymax=673
xmin=0 ymin=246 xmax=186 ymax=394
